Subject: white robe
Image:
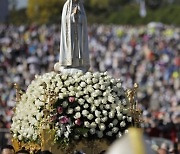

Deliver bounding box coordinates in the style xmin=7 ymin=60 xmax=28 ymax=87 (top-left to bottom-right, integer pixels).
xmin=59 ymin=0 xmax=90 ymax=70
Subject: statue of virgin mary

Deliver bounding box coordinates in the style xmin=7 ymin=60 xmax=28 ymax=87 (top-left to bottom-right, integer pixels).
xmin=54 ymin=0 xmax=90 ymax=73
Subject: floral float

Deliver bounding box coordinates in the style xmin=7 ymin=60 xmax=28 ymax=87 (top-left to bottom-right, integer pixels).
xmin=11 ymin=71 xmax=140 ymax=153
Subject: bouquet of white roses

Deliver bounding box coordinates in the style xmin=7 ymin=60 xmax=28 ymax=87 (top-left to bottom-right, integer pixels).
xmin=11 ymin=71 xmax=133 ymax=145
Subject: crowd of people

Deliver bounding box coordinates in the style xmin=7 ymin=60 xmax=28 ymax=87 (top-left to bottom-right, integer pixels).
xmin=0 ymin=23 xmax=179 ymax=152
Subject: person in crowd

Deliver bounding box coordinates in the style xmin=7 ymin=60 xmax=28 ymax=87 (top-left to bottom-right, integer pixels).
xmin=0 ymin=24 xmax=179 ymax=146
xmin=1 ymin=145 xmax=15 ymax=154
xmin=16 ymin=148 xmax=29 ymax=154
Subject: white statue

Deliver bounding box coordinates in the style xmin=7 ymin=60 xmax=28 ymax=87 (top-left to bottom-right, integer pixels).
xmin=54 ymin=0 xmax=90 ymax=74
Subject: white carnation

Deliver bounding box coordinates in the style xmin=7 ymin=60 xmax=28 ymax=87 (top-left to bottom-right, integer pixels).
xmin=90 ymin=128 xmax=96 ymax=135
xmin=75 ymin=106 xmax=81 ymax=112
xmin=78 ymin=98 xmax=85 ymax=105
xmin=120 ymin=121 xmax=126 ymax=127
xmin=95 ymin=110 xmax=101 ymax=118
xmin=99 ymin=124 xmax=106 ymax=131
xmin=102 ymin=110 xmax=108 ymax=116
xmin=82 ymin=110 xmax=89 ymax=116
xmin=80 ymin=82 xmax=86 ymax=88
xmin=101 ymin=117 xmax=108 ymax=122
xmin=87 ymin=114 xmax=94 ymax=120
xmin=127 ymin=117 xmax=132 ymax=122
xmin=95 ymin=118 xmax=101 ymax=124
xmin=84 ymin=121 xmax=90 ymax=127
xmin=83 ymin=104 xmax=89 ymax=109
xmin=91 ymin=105 xmax=96 ymax=112
xmin=106 ymin=131 xmax=113 ymax=136
xmin=67 ymin=108 xmax=73 ymax=114
xmin=97 ymin=131 xmax=103 ymax=138
xmin=74 ymin=112 xmax=81 ymax=119
xmin=112 ymin=127 xmax=119 ymax=133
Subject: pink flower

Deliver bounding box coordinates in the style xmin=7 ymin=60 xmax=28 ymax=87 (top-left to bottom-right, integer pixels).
xmin=57 ymin=106 xmax=63 ymax=114
xmin=75 ymin=118 xmax=81 ymax=126
xmin=60 ymin=116 xmax=69 ymax=124
xmin=68 ymin=96 xmax=75 ymax=103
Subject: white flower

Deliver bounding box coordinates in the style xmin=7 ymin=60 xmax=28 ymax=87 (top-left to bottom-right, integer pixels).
xmin=77 ymin=86 xmax=82 ymax=91
xmin=75 ymin=78 xmax=81 ymax=83
xmin=97 ymin=131 xmax=103 ymax=138
xmin=91 ymin=105 xmax=96 ymax=112
xmin=101 ymin=117 xmax=108 ymax=122
xmin=87 ymin=114 xmax=94 ymax=120
xmin=117 ymin=132 xmax=122 ymax=138
xmin=95 ymin=110 xmax=101 ymax=117
xmin=112 ymin=119 xmax=118 ymax=125
xmin=94 ymin=100 xmax=100 ymax=106
xmin=83 ymin=88 xmax=89 ymax=94
xmin=18 ymin=135 xmax=23 ymax=141
xmin=83 ymin=133 xmax=88 ymax=138
xmin=99 ymin=124 xmax=106 ymax=131
xmin=64 ymin=131 xmax=70 ymax=138
xmin=92 ymin=78 xmax=98 ymax=84
xmin=120 ymin=121 xmax=126 ymax=127
xmin=69 ymin=91 xmax=75 ymax=96
xmin=100 ymin=85 xmax=106 ymax=90
xmin=90 ymin=122 xmax=97 ymax=128
xmin=90 ymin=128 xmax=96 ymax=134
xmin=87 ymin=98 xmax=93 ymax=104
xmin=99 ymin=105 xmax=104 ymax=110
xmin=102 ymin=98 xmax=107 ymax=104
xmin=109 ymin=111 xmax=115 ymax=118
xmin=59 ymin=93 xmax=64 ymax=99
xmin=76 ymin=92 xmax=81 ymax=98
xmin=122 ymin=99 xmax=127 ymax=106
xmin=117 ymin=113 xmax=123 ymax=120
xmin=108 ymin=123 xmax=114 ymax=128
xmin=94 ymin=118 xmax=101 ymax=124
xmin=112 ymin=127 xmax=119 ymax=133
xmin=102 ymin=110 xmax=108 ymax=116
xmin=80 ymin=82 xmax=86 ymax=88
xmin=74 ymin=135 xmax=80 ymax=140
xmin=123 ymin=116 xmax=126 ymax=120
xmin=83 ymin=104 xmax=89 ymax=109
xmin=62 ymin=101 xmax=68 ymax=108
xmin=82 ymin=110 xmax=89 ymax=116
xmin=67 ymin=108 xmax=73 ymax=114
xmin=78 ymin=98 xmax=85 ymax=105
xmin=64 ymin=81 xmax=70 ymax=86
xmin=86 ymin=78 xmax=92 ymax=84
xmin=93 ymin=72 xmax=100 ymax=78
xmin=105 ymin=104 xmax=110 ymax=109
xmin=106 ymin=131 xmax=113 ymax=136
xmin=74 ymin=112 xmax=81 ymax=119
xmin=75 ymin=106 xmax=81 ymax=112
xmin=84 ymin=121 xmax=90 ymax=128
xmin=61 ymin=74 xmax=68 ymax=80
xmin=33 ymin=134 xmax=37 ymax=141
xmin=36 ymin=113 xmax=42 ymax=120
xmin=127 ymin=117 xmax=132 ymax=122
xmin=117 ymin=82 xmax=122 ymax=88
xmin=123 ymin=109 xmax=128 ymax=114
xmin=54 ymin=87 xmax=60 ymax=93
xmin=108 ymin=95 xmax=115 ymax=103
xmin=93 ymin=84 xmax=100 ymax=89
xmin=125 ymin=129 xmax=128 ymax=134
xmin=68 ymin=86 xmax=74 ymax=92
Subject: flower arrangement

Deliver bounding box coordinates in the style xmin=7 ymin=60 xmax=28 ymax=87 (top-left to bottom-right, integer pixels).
xmin=11 ymin=71 xmax=133 ymax=146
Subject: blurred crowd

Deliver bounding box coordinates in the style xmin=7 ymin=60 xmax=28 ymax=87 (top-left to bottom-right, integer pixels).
xmin=0 ymin=24 xmax=179 ymax=151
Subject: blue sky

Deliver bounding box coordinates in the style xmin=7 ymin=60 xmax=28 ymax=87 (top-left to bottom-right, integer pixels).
xmin=16 ymin=0 xmax=28 ymax=9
